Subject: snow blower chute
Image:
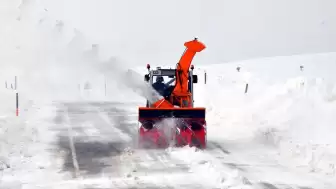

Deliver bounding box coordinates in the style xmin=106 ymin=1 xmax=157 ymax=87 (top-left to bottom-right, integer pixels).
xmin=138 ymin=38 xmax=207 ymax=149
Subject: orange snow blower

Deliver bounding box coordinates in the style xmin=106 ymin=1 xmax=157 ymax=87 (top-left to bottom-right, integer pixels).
xmin=138 ymin=38 xmax=207 ymax=149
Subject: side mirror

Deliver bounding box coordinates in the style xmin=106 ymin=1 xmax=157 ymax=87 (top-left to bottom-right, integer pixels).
xmin=192 ymin=75 xmax=198 ymax=83
xmin=144 ymin=74 xmax=150 ymax=82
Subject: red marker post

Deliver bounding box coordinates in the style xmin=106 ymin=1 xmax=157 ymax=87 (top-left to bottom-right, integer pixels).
xmin=15 ymin=76 xmax=18 ymax=116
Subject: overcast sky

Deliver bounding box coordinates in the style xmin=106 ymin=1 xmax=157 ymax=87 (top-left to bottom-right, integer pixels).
xmin=28 ymin=0 xmax=336 ymax=65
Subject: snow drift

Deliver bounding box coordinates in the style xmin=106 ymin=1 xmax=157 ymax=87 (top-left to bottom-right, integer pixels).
xmin=194 ymin=53 xmax=336 ymax=177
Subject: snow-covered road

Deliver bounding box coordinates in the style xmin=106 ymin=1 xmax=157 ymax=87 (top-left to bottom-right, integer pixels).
xmin=48 ymin=101 xmax=330 ymax=188
xmin=51 ymin=101 xmax=222 ymax=188
xmin=2 ymin=100 xmax=332 ymax=189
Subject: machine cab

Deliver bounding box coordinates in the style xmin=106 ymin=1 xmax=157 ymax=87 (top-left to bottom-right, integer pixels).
xmin=144 ymin=64 xmax=198 ymax=108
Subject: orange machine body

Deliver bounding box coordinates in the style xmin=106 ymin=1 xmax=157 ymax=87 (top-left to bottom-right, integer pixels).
xmin=151 ymin=39 xmax=206 ymax=109
xmin=138 ymin=38 xmax=207 ymax=149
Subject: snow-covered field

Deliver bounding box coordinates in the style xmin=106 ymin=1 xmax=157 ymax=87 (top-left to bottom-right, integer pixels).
xmin=1 ymin=0 xmax=336 ymax=188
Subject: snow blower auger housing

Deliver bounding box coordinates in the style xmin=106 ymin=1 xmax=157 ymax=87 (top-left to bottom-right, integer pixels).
xmin=138 ymin=38 xmax=207 ymax=149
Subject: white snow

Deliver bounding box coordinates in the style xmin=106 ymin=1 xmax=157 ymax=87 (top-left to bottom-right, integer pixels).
xmin=1 ymin=0 xmax=336 ymax=188
xmin=192 ymin=53 xmax=336 ymax=187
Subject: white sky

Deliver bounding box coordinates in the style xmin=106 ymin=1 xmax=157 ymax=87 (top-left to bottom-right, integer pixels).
xmin=2 ymin=0 xmax=336 ymax=66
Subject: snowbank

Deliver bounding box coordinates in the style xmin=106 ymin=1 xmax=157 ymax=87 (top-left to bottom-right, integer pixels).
xmin=198 ymin=53 xmax=336 ymax=177
xmin=168 ymin=146 xmax=253 ymax=188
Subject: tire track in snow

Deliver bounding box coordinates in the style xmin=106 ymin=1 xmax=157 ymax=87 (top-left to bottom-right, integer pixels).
xmin=55 ymin=102 xmax=126 ymax=178
xmin=63 ymin=106 xmax=80 ymax=178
